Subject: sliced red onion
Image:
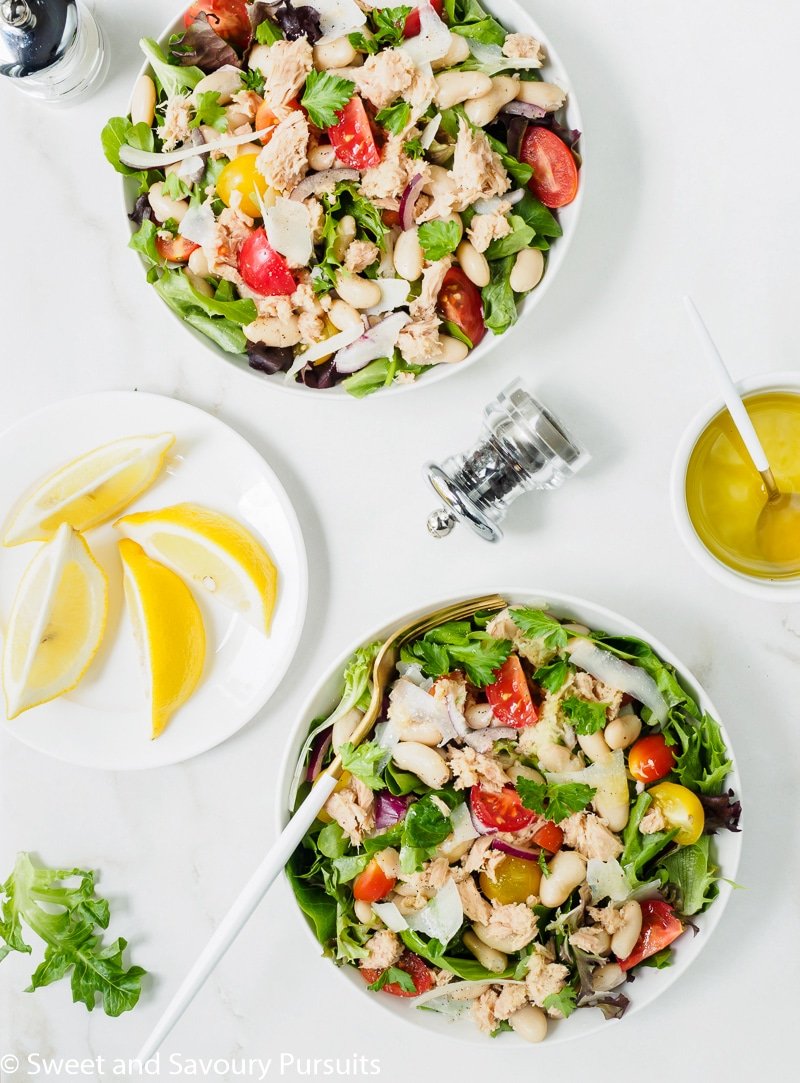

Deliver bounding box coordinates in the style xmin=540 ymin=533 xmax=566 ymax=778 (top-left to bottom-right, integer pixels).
xmin=399 ymin=173 xmax=425 ymax=231
xmin=464 ymin=726 xmax=516 ymax=753
xmin=333 ymin=311 xmax=410 ymax=373
xmin=289 ymin=168 xmax=359 ymax=202
xmin=491 ymin=839 xmax=541 ymax=861
xmin=501 ymin=100 xmax=547 ymax=120
xmin=306 ymin=730 xmax=333 ymax=782
xmin=374 ymin=791 xmax=412 ymax=829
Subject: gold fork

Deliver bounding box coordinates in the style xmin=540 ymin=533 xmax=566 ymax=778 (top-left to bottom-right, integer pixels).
xmin=136 ymin=593 xmax=508 ymax=1064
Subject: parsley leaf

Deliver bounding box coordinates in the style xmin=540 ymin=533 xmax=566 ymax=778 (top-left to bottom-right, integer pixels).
xmin=667 ymin=713 xmax=733 ymax=796
xmin=561 ymin=696 xmax=607 ymax=736
xmin=371 ymin=6 xmax=413 ymax=48
xmin=533 ymin=658 xmax=570 ymax=694
xmin=401 ymin=620 xmax=512 ymax=687
xmin=255 ymin=18 xmax=283 ymax=45
xmin=339 ymin=741 xmax=386 ymax=790
xmin=399 ymin=794 xmax=456 ymax=872
xmin=543 ymin=985 xmax=577 ymax=1017
xmin=348 ymin=31 xmax=378 ymax=54
xmin=404 ymin=136 xmax=425 ymax=159
xmin=509 ymin=608 xmax=568 ymax=650
xmin=418 ymin=219 xmax=462 ymax=260
xmin=368 ymin=966 xmax=416 ymax=993
xmin=517 ymin=778 xmax=596 ymax=824
xmin=375 ymin=100 xmax=411 ymax=135
xmin=241 ymin=68 xmax=265 ymax=94
xmin=301 ymin=70 xmax=355 ymax=129
xmin=190 ymin=91 xmax=227 ymax=132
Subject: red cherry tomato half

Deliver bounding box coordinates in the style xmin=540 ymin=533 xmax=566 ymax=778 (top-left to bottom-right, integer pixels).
xmin=404 ymin=0 xmax=444 ymax=38
xmin=520 ymin=127 xmax=579 ymax=209
xmin=532 ymin=821 xmax=564 ymax=854
xmin=486 ymin=656 xmax=538 ymax=728
xmin=628 ymin=733 xmax=675 ymax=784
xmin=328 ymin=96 xmax=381 ymax=170
xmin=237 ymin=228 xmax=297 ymax=296
xmin=437 ymin=266 xmax=486 ymax=347
xmin=154 ymin=232 xmax=199 ymax=264
xmin=471 ymin=784 xmax=535 ymax=834
xmin=618 ymin=899 xmax=684 ymax=971
xmin=353 ymin=859 xmax=396 ymax=904
xmin=183 ymin=1 xmax=250 ymax=50
xmin=361 ymin=950 xmax=434 ymax=997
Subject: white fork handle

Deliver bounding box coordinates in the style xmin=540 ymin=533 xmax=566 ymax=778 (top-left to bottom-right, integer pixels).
xmin=683 ymin=295 xmax=770 ymax=473
xmin=135 ymin=773 xmax=337 ymax=1065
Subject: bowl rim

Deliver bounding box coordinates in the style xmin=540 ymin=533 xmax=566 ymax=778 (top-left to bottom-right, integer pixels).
xmin=274 ymin=588 xmax=743 ymax=1048
xmin=122 ymin=0 xmax=585 ymax=399
xmin=670 ymin=370 xmax=800 ymax=601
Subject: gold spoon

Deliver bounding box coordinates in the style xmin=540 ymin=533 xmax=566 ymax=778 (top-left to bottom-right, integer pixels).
xmin=135 ymin=593 xmax=508 ymax=1065
xmin=683 ymin=296 xmax=800 ymax=570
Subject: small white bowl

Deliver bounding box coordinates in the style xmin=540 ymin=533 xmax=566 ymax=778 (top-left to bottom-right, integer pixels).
xmin=123 ymin=0 xmax=584 ymax=398
xmin=671 ymin=372 xmax=800 ymax=601
xmin=276 ymin=589 xmax=742 ymax=1047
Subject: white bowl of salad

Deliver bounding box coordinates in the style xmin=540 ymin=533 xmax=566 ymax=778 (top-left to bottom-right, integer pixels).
xmin=278 ymin=591 xmax=742 ymax=1045
xmin=103 ymin=1 xmax=583 ymax=398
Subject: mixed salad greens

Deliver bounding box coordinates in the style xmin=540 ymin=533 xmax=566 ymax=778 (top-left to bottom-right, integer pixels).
xmin=102 ymin=1 xmax=580 ymax=397
xmin=287 ymin=605 xmax=740 ymax=1042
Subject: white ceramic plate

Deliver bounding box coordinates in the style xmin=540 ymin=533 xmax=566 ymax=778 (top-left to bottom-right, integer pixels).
xmin=277 ymin=590 xmax=742 ymax=1046
xmin=123 ymin=0 xmax=584 ymax=397
xmin=0 ymin=391 xmax=308 ymax=770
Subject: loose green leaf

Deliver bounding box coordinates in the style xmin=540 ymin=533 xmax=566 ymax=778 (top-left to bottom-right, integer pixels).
xmin=339 ymin=741 xmax=386 ymax=790
xmin=191 ymin=90 xmax=228 ymax=132
xmin=162 ymin=171 xmax=191 ymax=200
xmin=515 ymin=190 xmax=562 ymax=242
xmin=561 ymin=696 xmax=608 ymax=736
xmin=668 ymin=714 xmax=733 ymax=796
xmin=484 ymin=131 xmax=533 ymax=186
xmin=241 ymin=67 xmax=266 ymax=93
xmin=367 ymin=966 xmax=417 ymax=993
xmin=375 ymin=100 xmax=411 ymax=135
xmin=533 ymin=658 xmax=570 ymax=694
xmin=418 ymin=219 xmax=462 ymax=261
xmin=301 ymin=70 xmax=355 ymax=128
xmin=400 ymin=929 xmax=516 ymax=980
xmin=348 ymin=31 xmax=378 ymax=55
xmin=509 ymin=608 xmax=568 ymax=650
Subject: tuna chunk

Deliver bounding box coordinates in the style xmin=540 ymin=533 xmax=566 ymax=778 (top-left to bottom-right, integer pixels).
xmin=448 ymin=746 xmax=508 ymax=794
xmin=359 ymin=930 xmax=403 ymax=971
xmin=257 ymin=111 xmax=309 ymax=193
xmin=561 ymin=813 xmax=623 ymax=861
xmin=263 ymin=37 xmax=313 ymax=120
xmin=450 ymin=118 xmax=510 ymax=211
xmin=525 ymin=947 xmax=569 ymax=1010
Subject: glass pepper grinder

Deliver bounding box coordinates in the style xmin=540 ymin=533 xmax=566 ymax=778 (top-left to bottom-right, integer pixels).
xmin=426 ymin=380 xmax=590 ymax=542
xmin=0 ymin=0 xmax=107 ymax=102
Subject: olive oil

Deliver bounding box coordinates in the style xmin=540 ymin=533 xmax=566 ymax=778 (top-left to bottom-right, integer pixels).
xmin=685 ymin=391 xmax=800 ymax=579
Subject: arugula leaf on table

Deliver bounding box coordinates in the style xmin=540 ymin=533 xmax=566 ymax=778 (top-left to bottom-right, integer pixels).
xmin=301 ymin=70 xmax=355 ymax=129
xmin=418 ymin=219 xmax=462 ymax=261
xmin=517 ymin=778 xmax=596 ymax=825
xmin=561 ymin=696 xmax=608 ymax=736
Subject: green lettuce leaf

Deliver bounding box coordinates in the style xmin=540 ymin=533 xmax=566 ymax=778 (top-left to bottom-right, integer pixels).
xmin=481 ymin=254 xmax=517 ymax=335
xmin=444 ymin=0 xmax=506 ymax=45
xmin=658 ymin=836 xmax=720 ymax=916
xmin=140 ymin=37 xmax=204 ymax=97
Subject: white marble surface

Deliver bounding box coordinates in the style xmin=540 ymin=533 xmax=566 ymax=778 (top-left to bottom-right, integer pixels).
xmin=1 ymin=1 xmax=799 ymax=1079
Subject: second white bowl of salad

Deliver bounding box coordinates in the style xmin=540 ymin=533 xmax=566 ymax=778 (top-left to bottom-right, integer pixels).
xmin=277 ymin=590 xmax=742 ymax=1045
xmin=103 ymin=1 xmax=583 ymax=398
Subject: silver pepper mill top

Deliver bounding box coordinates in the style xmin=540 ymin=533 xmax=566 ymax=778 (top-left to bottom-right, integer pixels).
xmin=426 ymin=380 xmax=590 ymax=542
xmin=1 ymin=0 xmax=106 ymax=101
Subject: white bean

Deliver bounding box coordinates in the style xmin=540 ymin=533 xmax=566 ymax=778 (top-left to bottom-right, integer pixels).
xmin=465 ymin=703 xmax=494 ymax=730
xmin=464 ymin=75 xmax=520 ymax=127
xmin=308 ymin=143 xmax=336 ymax=171
xmin=539 ymin=850 xmax=587 ymax=908
xmin=313 ymin=36 xmax=357 ymax=70
xmin=332 ymin=214 xmax=357 ymax=262
xmin=354 ymin=899 xmax=375 ymax=924
xmin=516 ymin=80 xmax=567 ymax=112
xmin=576 ymin=730 xmax=612 ymax=764
xmin=611 ymin=901 xmax=643 ymax=960
xmin=225 ymin=107 xmax=250 ymax=131
xmin=147 ymin=181 xmax=189 ymax=224
xmin=374 ymin=847 xmax=400 ymax=880
xmin=334 ymin=272 xmax=382 ymax=310
xmin=604 ymin=713 xmax=642 ymax=751
xmin=130 ymin=74 xmax=156 ymax=127
xmin=433 ymin=70 xmax=493 ymax=110
xmin=456 ymin=239 xmax=490 ymax=288
xmin=248 ymin=44 xmax=271 ymax=75
xmin=509 ymin=248 xmax=545 ymax=293
xmin=249 ymin=316 xmax=300 ymax=347
xmin=435 ymin=335 xmax=469 ymax=364
xmin=393 ymin=715 xmax=443 ymax=747
xmin=591 ymin=962 xmax=625 ymax=992
xmin=594 ymin=790 xmax=629 ymax=833
xmin=332 ymin=706 xmax=362 ymax=752
xmin=432 ymin=32 xmax=471 ymax=71
xmin=506 ymin=763 xmax=545 ymax=786
xmin=194 ymin=66 xmax=244 ymax=104
xmin=447 ymin=981 xmax=491 ymax=1001
xmin=536 ymin=743 xmax=581 ymax=773
xmin=509 ymin=1005 xmax=548 ymax=1044
xmin=187 ymin=247 xmax=210 ymax=277
xmin=393 ymin=228 xmax=424 ymax=282
xmin=438 ymin=834 xmax=474 ymax=863
xmin=391 ymin=741 xmax=451 ymax=789
xmin=327 ymin=298 xmax=363 ymax=332
xmin=462 ymin=930 xmax=508 ymax=973
xmin=472 ymin=921 xmax=535 ymax=954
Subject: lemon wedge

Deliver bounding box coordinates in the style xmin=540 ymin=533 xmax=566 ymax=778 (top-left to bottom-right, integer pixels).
xmin=115 ymin=503 xmax=278 ymax=634
xmin=119 ymin=539 xmax=205 ymax=739
xmin=4 ymin=433 xmax=176 ymax=546
xmin=2 ymin=524 xmax=108 ymax=719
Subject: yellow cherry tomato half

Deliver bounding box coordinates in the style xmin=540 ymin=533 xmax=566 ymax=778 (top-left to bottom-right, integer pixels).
xmin=479 ymin=854 xmax=541 ymax=905
xmin=649 ymin=782 xmax=705 ymax=846
xmin=216 ymin=153 xmax=268 ymax=218
xmin=315 ymin=770 xmax=351 ymax=824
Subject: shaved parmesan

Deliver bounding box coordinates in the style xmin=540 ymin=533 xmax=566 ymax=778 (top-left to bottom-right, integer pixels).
xmin=400 ymin=3 xmax=451 ymax=66
xmin=406 ymin=877 xmax=463 ymax=947
xmin=333 ymin=311 xmax=410 ymax=373
xmin=295 ymin=0 xmax=365 ymax=44
xmin=286 ymin=323 xmax=365 ymax=379
xmin=364 ymin=277 xmax=411 ymax=315
xmin=587 ymin=858 xmax=630 ymax=903
xmin=446 ymin=801 xmax=480 ymax=847
xmin=546 ymin=750 xmax=629 ymax=812
xmin=419 ymin=113 xmax=442 ymax=150
xmin=567 ymin=639 xmax=668 ymax=724
xmin=264 ymin=197 xmax=313 ymax=267
xmin=178 ymin=201 xmax=216 ymax=248
xmin=414 ymin=979 xmax=526 ymax=1008
xmin=372 ymin=901 xmax=408 ymax=932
